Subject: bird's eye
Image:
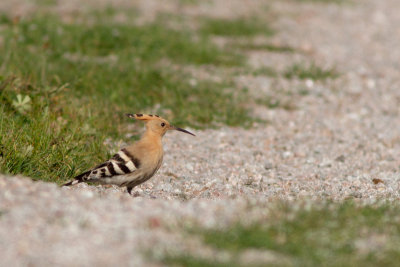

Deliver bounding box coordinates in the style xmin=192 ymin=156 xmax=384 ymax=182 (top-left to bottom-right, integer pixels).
xmin=161 ymin=122 xmax=165 ymax=127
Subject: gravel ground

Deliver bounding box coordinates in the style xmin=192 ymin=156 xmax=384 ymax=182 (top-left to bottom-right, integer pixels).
xmin=1 ymin=0 xmax=400 ymax=265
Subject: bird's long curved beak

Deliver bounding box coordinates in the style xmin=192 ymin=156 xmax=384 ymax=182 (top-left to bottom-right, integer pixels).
xmin=170 ymin=125 xmax=196 ymax=136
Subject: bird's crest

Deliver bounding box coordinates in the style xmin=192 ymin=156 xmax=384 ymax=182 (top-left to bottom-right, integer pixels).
xmin=126 ymin=113 xmax=195 ymax=136
xmin=126 ymin=113 xmax=164 ymax=121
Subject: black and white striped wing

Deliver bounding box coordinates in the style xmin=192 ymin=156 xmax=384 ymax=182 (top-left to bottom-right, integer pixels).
xmin=77 ymin=148 xmax=141 ymax=182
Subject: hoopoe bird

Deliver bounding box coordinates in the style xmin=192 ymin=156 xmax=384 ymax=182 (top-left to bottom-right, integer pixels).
xmin=63 ymin=113 xmax=195 ymax=194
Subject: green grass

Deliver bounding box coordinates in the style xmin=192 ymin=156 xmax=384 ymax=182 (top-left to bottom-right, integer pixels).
xmin=0 ymin=9 xmax=338 ymax=183
xmin=284 ymin=63 xmax=339 ymax=80
xmin=178 ymin=0 xmax=202 ymax=5
xmin=33 ymin=0 xmax=58 ymax=6
xmin=163 ymin=255 xmax=232 ymax=267
xmin=296 ymin=0 xmax=347 ymax=3
xmin=200 ymin=17 xmax=274 ymax=37
xmin=234 ymin=43 xmax=295 ymax=53
xmin=250 ymin=66 xmax=278 ymax=77
xmin=0 ymin=11 xmax=253 ymax=183
xmin=162 ymin=201 xmax=400 ymax=267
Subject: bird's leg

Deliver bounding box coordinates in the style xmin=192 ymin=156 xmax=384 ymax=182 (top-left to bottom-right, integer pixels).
xmin=127 ymin=186 xmax=133 ymax=195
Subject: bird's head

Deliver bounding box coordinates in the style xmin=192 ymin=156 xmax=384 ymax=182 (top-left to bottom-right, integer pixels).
xmin=126 ymin=113 xmax=195 ymax=137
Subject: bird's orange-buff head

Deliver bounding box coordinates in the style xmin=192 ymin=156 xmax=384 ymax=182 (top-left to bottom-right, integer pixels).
xmin=126 ymin=113 xmax=195 ymax=137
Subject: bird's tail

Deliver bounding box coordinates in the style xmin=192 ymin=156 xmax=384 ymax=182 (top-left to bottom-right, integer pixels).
xmin=62 ymin=170 xmax=91 ymax=186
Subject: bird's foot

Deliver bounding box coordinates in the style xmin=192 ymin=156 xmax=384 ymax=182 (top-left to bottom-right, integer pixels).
xmin=127 ymin=187 xmax=140 ymax=197
xmin=131 ymin=191 xmax=141 ymax=197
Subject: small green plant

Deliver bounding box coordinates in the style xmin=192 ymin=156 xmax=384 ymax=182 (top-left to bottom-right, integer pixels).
xmin=12 ymin=94 xmax=32 ymax=114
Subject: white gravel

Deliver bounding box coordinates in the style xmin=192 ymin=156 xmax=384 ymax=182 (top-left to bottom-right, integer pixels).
xmin=1 ymin=0 xmax=400 ymax=265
